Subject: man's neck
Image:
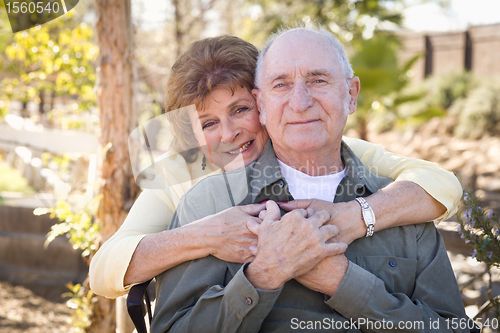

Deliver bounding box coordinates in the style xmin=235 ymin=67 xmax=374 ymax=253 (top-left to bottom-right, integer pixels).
xmin=274 ymin=145 xmax=344 ymax=176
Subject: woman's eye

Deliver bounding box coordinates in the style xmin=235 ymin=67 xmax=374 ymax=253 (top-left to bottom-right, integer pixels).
xmin=235 ymin=106 xmax=249 ymax=114
xmin=202 ymin=121 xmax=216 ymax=130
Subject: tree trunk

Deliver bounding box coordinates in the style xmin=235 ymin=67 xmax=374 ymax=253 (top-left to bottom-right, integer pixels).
xmin=89 ymin=0 xmax=139 ymax=332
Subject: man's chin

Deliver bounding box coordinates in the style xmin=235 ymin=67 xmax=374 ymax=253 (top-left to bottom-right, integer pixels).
xmin=282 ymin=139 xmax=327 ymax=154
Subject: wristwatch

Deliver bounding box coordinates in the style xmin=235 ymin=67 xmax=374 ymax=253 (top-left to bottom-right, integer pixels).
xmin=355 ymin=197 xmax=376 ymax=237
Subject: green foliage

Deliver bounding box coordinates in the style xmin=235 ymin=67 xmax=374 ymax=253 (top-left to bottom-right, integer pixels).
xmin=351 ymin=34 xmax=401 ymax=96
xmin=36 ymin=194 xmax=101 ymax=258
xmin=63 ymin=283 xmax=94 ymax=332
xmin=457 ymin=191 xmax=500 ymax=320
xmin=238 ymin=0 xmax=403 ymax=48
xmin=453 ymin=81 xmax=500 ymax=139
xmin=380 ymin=71 xmax=475 ymax=131
xmin=347 ymin=33 xmax=418 ymax=138
xmin=0 ymin=11 xmax=98 ymax=127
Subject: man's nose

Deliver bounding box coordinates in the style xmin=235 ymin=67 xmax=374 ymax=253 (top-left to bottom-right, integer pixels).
xmin=289 ymin=83 xmax=313 ymax=112
xmin=220 ymin=119 xmax=241 ymax=143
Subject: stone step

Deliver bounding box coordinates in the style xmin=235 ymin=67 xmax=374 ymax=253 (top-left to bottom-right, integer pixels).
xmin=0 ymin=205 xmax=88 ymax=285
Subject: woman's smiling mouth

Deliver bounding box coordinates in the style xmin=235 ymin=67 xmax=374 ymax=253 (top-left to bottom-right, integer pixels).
xmin=227 ymin=140 xmax=254 ymax=155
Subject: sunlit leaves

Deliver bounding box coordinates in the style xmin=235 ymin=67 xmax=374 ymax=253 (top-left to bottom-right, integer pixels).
xmin=0 ymin=11 xmax=98 ymax=124
xmin=41 ymin=194 xmax=102 ymax=258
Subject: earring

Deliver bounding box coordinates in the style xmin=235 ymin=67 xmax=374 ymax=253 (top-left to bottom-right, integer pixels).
xmin=202 ymin=155 xmax=206 ymax=170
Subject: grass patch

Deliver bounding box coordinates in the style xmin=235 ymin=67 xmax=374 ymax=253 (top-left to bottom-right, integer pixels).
xmin=0 ymin=161 xmax=35 ymax=194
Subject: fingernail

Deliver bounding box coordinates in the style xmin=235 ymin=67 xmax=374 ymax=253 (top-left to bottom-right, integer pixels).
xmin=277 ymin=201 xmax=288 ymax=204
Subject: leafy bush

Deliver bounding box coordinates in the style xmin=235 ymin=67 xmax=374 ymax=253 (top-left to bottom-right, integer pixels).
xmin=456 ymin=191 xmax=500 ymax=322
xmin=373 ymin=71 xmax=479 ymax=131
xmin=453 ymin=81 xmax=500 ymax=139
xmin=433 ymin=71 xmax=478 ymax=110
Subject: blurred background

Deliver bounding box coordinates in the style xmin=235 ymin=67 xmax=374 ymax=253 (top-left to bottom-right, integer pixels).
xmin=0 ymin=0 xmax=499 ymax=332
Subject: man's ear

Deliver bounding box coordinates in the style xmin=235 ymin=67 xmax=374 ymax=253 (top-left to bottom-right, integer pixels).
xmin=252 ymin=88 xmax=262 ymax=112
xmin=347 ymin=77 xmax=360 ymax=115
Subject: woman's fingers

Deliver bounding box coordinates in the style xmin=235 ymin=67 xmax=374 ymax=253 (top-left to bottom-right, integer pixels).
xmin=278 ymin=199 xmax=313 ymax=211
xmin=320 ymin=224 xmax=340 ymax=241
xmin=239 ymin=202 xmax=267 ymax=216
xmin=262 ymin=201 xmax=281 ymax=224
xmin=325 ymin=241 xmax=348 ymax=256
xmin=306 ymin=209 xmax=331 ymax=227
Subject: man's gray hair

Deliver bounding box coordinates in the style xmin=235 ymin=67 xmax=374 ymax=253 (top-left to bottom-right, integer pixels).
xmin=254 ymin=24 xmax=354 ymax=89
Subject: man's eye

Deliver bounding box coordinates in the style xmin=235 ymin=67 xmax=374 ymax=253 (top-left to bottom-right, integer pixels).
xmin=273 ymin=83 xmax=286 ymax=89
xmin=314 ymin=79 xmax=326 ymax=83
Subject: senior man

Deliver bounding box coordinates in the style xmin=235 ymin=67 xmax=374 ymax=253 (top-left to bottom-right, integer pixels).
xmin=151 ymin=27 xmax=468 ymax=333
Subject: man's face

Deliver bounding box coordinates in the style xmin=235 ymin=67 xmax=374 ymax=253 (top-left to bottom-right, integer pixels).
xmin=253 ymin=30 xmax=359 ymax=158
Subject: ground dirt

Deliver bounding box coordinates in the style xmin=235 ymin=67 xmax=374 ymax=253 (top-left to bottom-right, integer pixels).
xmin=0 ymin=281 xmax=72 ymax=332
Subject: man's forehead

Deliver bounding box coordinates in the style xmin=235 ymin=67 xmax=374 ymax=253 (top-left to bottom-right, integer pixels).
xmin=262 ymin=31 xmax=339 ymax=81
xmin=264 ymin=69 xmax=335 ymax=82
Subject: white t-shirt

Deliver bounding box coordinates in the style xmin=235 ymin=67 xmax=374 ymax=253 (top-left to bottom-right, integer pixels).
xmin=277 ymin=158 xmax=346 ymax=203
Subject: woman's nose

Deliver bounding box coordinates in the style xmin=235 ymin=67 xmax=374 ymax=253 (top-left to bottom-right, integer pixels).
xmin=220 ymin=119 xmax=241 ymax=143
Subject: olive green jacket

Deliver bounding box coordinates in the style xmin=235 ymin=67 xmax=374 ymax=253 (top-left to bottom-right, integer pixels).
xmin=152 ymin=140 xmax=468 ymax=333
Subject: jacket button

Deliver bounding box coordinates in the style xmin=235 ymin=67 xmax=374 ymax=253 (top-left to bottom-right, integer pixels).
xmin=389 ymin=260 xmax=397 ymax=267
xmin=355 ymin=186 xmax=364 ymax=195
xmin=245 ymin=297 xmax=253 ymax=305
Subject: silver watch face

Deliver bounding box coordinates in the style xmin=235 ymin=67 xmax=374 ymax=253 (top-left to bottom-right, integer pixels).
xmin=363 ymin=208 xmax=375 ymax=225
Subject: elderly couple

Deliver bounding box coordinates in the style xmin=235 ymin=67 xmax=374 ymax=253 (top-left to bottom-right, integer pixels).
xmin=90 ymin=25 xmax=469 ymax=332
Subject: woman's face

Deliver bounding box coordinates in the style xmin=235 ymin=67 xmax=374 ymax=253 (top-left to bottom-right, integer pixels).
xmin=189 ymin=86 xmax=269 ymax=171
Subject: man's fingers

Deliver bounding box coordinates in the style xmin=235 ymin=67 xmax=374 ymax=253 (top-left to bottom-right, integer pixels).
xmin=278 ymin=199 xmax=312 ymax=211
xmin=324 ymin=241 xmax=348 ymax=256
xmin=259 ymin=210 xmax=267 ymax=220
xmin=239 ymin=202 xmax=267 ymax=216
xmin=247 ymin=220 xmax=260 ymax=235
xmin=249 ymin=245 xmax=257 ymax=256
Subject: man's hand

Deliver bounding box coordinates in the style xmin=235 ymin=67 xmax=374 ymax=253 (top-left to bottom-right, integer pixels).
xmin=295 ymin=255 xmax=349 ymax=297
xmin=278 ymin=199 xmax=366 ymax=244
xmin=198 ymin=203 xmax=266 ymax=263
xmin=245 ymin=201 xmax=347 ymax=290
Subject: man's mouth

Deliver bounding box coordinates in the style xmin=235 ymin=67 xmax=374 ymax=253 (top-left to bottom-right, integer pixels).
xmin=227 ymin=140 xmax=253 ymax=155
xmin=290 ymin=119 xmax=319 ymax=125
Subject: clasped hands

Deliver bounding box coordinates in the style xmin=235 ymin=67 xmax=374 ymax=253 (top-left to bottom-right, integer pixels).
xmin=244 ymin=200 xmax=349 ymax=297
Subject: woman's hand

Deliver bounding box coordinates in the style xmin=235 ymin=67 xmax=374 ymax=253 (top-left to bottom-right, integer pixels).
xmin=278 ymin=199 xmax=366 ymax=245
xmin=200 ymin=203 xmax=266 ymax=263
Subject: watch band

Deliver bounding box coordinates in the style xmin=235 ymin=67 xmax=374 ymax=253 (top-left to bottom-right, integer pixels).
xmin=355 ymin=197 xmax=376 ymax=237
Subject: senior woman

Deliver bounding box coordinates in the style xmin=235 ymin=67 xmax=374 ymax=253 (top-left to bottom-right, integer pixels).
xmin=89 ymin=35 xmax=462 ymax=299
